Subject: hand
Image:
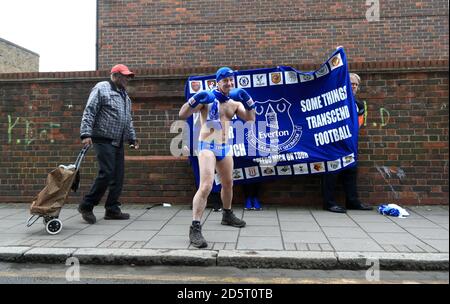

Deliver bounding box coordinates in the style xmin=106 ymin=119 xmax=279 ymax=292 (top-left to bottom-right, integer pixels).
xmin=336 ymin=45 xmax=343 ymax=50
xmin=82 ymin=137 xmax=92 ymax=146
xmin=188 ymin=90 xmax=215 ymax=108
xmin=230 ymin=88 xmax=255 ymax=110
xmin=129 ymin=139 xmax=139 ymax=150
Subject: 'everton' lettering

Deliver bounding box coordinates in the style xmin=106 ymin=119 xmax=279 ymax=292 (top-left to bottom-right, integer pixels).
xmin=258 ymin=130 xmax=289 ymax=139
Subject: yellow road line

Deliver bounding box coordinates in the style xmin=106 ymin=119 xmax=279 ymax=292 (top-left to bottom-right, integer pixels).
xmin=0 ymin=271 xmax=445 ymax=284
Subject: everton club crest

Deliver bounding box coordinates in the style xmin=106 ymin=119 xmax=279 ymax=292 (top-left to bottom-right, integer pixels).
xmin=247 ymin=98 xmax=302 ymax=155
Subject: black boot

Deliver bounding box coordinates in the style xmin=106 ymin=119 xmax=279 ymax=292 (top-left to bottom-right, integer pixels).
xmin=104 ymin=208 xmax=130 ymax=220
xmin=221 ymin=209 xmax=246 ymax=227
xmin=189 ymin=223 xmax=207 ymax=248
xmin=78 ymin=205 xmax=96 ymax=224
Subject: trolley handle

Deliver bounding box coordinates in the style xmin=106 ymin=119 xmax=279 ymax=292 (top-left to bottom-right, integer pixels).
xmin=26 ymin=215 xmax=40 ymax=227
xmin=74 ymin=144 xmax=91 ymax=170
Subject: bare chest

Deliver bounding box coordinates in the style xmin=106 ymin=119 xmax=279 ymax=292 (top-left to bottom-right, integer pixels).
xmin=201 ymin=101 xmax=237 ymax=122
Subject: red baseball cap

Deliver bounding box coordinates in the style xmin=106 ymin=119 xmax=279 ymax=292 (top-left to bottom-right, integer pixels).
xmin=110 ymin=64 xmax=135 ymax=77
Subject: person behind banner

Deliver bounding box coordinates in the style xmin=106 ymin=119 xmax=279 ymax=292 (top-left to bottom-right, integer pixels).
xmin=321 ymin=72 xmax=373 ymax=213
xmin=179 ymin=67 xmax=256 ymax=248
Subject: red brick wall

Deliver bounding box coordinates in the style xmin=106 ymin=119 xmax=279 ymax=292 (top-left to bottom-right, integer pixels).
xmin=97 ymin=0 xmax=449 ymax=70
xmin=0 ymin=62 xmax=448 ymax=206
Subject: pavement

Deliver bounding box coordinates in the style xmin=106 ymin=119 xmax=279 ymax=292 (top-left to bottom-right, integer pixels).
xmin=0 ymin=203 xmax=448 ymax=270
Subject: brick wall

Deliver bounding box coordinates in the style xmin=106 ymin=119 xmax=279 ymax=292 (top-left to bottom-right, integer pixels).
xmin=0 ymin=61 xmax=448 ymax=206
xmin=97 ymin=0 xmax=449 ymax=70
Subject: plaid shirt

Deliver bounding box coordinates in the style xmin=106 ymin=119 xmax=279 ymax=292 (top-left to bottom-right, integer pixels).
xmin=80 ymin=80 xmax=136 ymax=147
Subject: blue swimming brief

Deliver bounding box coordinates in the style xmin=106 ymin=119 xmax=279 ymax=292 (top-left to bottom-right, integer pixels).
xmin=198 ymin=141 xmax=231 ymax=161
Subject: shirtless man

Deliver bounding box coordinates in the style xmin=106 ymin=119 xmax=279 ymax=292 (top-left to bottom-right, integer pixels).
xmin=179 ymin=67 xmax=256 ymax=248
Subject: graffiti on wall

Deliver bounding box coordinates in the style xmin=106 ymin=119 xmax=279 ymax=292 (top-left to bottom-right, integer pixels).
xmin=375 ymin=165 xmax=406 ymax=200
xmin=362 ymin=101 xmax=390 ymax=128
xmin=7 ymin=114 xmax=61 ymax=145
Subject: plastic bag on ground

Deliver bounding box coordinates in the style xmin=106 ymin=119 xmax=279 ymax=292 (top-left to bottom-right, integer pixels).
xmin=378 ymin=203 xmax=410 ymax=218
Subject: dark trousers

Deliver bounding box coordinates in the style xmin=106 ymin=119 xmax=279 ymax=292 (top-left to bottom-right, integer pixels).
xmin=243 ymin=183 xmax=260 ymax=198
xmin=321 ymin=166 xmax=359 ymax=208
xmin=80 ymin=142 xmax=124 ymax=212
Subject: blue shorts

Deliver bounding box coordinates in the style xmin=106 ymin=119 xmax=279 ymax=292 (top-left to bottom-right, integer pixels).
xmin=198 ymin=141 xmax=231 ymax=161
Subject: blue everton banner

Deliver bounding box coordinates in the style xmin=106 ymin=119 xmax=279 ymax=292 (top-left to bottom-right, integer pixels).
xmin=185 ymin=49 xmax=359 ymax=192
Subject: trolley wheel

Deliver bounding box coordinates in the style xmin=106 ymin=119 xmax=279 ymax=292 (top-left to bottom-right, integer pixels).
xmin=45 ymin=218 xmax=63 ymax=235
xmin=43 ymin=216 xmax=52 ymax=224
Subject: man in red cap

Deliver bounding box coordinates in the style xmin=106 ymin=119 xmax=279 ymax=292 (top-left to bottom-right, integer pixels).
xmin=78 ymin=64 xmax=138 ymax=224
